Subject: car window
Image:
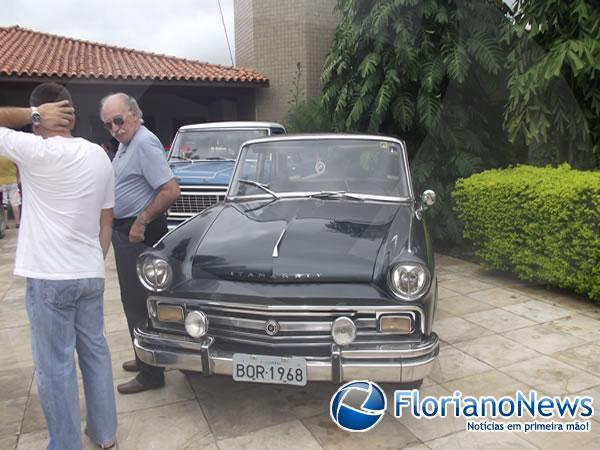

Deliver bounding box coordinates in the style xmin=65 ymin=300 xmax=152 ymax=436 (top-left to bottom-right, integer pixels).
xmin=170 ymin=129 xmax=268 ymax=160
xmin=230 ymin=139 xmax=409 ymax=197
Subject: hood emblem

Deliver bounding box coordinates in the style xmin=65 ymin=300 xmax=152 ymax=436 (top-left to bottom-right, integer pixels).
xmin=265 ymin=319 xmax=280 ymax=336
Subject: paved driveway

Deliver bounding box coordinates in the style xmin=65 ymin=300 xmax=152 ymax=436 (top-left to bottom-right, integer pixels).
xmin=1 ymin=227 xmax=598 ymax=449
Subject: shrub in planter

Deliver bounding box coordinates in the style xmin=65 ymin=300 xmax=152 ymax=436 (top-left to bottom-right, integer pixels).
xmin=453 ymin=164 xmax=600 ymax=301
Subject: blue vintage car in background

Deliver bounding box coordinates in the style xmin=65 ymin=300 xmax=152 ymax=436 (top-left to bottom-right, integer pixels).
xmin=167 ymin=121 xmax=286 ymax=228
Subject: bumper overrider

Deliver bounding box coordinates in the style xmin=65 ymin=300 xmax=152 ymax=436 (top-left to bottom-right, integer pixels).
xmin=133 ymin=323 xmax=439 ymax=384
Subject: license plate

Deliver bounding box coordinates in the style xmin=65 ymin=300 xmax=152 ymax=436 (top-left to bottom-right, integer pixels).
xmin=232 ymin=353 xmax=307 ymax=386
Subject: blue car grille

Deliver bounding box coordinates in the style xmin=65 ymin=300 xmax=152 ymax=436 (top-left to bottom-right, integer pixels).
xmin=168 ymin=187 xmax=226 ymax=220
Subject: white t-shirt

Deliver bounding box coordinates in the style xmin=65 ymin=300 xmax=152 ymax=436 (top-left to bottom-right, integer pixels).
xmin=0 ymin=128 xmax=114 ymax=279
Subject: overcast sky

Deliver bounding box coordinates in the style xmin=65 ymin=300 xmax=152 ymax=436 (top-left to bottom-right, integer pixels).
xmin=0 ymin=0 xmax=237 ymax=66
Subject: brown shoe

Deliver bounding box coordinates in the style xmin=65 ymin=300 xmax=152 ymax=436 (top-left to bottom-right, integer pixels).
xmin=122 ymin=359 xmax=140 ymax=372
xmin=117 ymin=377 xmax=164 ymax=394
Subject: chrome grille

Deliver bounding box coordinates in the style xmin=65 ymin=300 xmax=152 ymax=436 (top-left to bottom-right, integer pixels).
xmin=168 ymin=187 xmax=226 ymax=220
xmin=170 ymin=193 xmax=224 ymax=213
xmin=186 ymin=304 xmax=421 ymax=348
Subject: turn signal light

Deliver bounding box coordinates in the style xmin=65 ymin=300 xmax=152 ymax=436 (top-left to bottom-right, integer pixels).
xmin=157 ymin=304 xmax=184 ymax=322
xmin=379 ymin=315 xmax=414 ymax=334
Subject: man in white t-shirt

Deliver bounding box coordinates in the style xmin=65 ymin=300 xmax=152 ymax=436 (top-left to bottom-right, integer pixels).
xmin=0 ymin=83 xmax=117 ymax=450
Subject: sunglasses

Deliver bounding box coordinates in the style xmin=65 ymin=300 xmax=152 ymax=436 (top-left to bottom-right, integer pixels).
xmin=103 ymin=116 xmax=125 ymax=130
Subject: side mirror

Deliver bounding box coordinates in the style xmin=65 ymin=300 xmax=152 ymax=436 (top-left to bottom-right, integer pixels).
xmin=416 ymin=189 xmax=436 ymax=220
xmin=421 ymin=190 xmax=436 ymax=209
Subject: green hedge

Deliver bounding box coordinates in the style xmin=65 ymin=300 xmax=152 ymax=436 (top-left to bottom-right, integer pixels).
xmin=453 ymin=164 xmax=600 ymax=301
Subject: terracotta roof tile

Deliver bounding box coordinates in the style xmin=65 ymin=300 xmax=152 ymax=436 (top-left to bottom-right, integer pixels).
xmin=0 ymin=26 xmax=268 ymax=85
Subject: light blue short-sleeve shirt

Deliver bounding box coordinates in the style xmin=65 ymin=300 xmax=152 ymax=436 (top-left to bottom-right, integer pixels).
xmin=112 ymin=125 xmax=174 ymax=219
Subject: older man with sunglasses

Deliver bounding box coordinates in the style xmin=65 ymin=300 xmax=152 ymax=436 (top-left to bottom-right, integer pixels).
xmin=100 ymin=93 xmax=180 ymax=394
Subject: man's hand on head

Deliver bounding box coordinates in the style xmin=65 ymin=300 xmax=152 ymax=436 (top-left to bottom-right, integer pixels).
xmin=37 ymin=100 xmax=75 ymax=130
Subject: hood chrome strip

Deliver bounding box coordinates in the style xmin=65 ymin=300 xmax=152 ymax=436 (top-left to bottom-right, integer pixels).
xmin=272 ymin=228 xmax=287 ymax=257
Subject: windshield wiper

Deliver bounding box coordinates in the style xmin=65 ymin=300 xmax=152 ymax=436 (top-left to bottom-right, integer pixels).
xmin=308 ymin=191 xmax=364 ymax=201
xmin=204 ymin=156 xmax=233 ymax=161
xmin=238 ymin=179 xmax=279 ymax=199
xmin=243 ymin=197 xmax=279 ymax=213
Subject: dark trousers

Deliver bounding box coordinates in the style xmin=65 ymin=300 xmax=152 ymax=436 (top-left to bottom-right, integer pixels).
xmin=112 ymin=215 xmax=167 ymax=386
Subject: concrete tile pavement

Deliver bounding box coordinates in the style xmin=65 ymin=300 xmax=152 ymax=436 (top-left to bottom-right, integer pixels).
xmin=0 ymin=227 xmax=599 ymax=449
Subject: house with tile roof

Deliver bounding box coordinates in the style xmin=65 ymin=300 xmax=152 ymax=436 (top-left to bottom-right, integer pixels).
xmin=0 ymin=26 xmax=269 ymax=145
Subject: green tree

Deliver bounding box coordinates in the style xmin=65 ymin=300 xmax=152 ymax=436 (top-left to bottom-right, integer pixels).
xmin=321 ymin=0 xmax=515 ymax=246
xmin=504 ymin=0 xmax=600 ymax=169
xmin=286 ymin=98 xmax=333 ymax=133
xmin=285 ymin=62 xmax=332 ymax=133
xmin=288 ymin=62 xmax=305 ymax=110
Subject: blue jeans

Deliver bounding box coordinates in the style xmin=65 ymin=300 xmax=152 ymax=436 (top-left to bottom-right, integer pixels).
xmin=25 ymin=278 xmax=117 ymax=450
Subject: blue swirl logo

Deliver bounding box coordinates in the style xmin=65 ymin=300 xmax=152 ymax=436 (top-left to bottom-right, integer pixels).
xmin=330 ymin=380 xmax=387 ymax=432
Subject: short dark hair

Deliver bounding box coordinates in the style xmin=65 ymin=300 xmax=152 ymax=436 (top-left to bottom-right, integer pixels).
xmin=30 ymin=83 xmax=73 ymax=108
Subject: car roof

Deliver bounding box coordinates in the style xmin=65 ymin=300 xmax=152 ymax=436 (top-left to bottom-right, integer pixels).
xmin=178 ymin=121 xmax=285 ymax=131
xmin=239 ymin=133 xmax=406 ymax=147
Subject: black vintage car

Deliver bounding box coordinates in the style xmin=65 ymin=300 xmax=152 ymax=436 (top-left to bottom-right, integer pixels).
xmin=134 ymin=135 xmax=439 ymax=387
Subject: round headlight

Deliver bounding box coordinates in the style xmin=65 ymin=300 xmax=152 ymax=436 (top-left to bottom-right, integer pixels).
xmin=331 ymin=316 xmax=356 ymax=346
xmin=137 ymin=256 xmax=173 ymax=292
xmin=185 ymin=310 xmax=208 ymax=338
xmin=388 ymin=263 xmax=430 ymax=300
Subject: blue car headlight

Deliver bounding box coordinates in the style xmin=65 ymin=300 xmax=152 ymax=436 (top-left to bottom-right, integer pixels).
xmin=388 ymin=263 xmax=430 ymax=301
xmin=137 ymin=256 xmax=173 ymax=292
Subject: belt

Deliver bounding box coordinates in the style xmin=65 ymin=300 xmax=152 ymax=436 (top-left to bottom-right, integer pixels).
xmin=114 ymin=215 xmax=166 ymax=227
xmin=113 ymin=217 xmax=137 ymax=227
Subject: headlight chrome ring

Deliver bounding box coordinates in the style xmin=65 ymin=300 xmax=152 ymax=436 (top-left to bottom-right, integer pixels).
xmin=388 ymin=263 xmax=430 ymax=301
xmin=137 ymin=256 xmax=173 ymax=292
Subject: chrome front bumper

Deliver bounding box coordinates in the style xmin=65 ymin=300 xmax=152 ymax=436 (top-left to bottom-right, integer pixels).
xmin=133 ymin=325 xmax=439 ymax=384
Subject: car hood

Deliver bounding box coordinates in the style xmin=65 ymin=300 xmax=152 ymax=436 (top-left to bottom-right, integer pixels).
xmin=191 ymin=198 xmax=412 ymax=282
xmin=169 ymin=160 xmax=235 ymax=186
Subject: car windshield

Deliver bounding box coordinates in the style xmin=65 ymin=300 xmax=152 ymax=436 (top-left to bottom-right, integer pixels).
xmin=169 ymin=129 xmax=268 ymax=161
xmin=229 ymin=139 xmax=411 ymax=199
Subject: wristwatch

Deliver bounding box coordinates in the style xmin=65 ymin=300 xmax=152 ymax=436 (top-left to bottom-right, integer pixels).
xmin=137 ymin=215 xmax=151 ymax=226
xmin=31 ymin=107 xmax=42 ymax=125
